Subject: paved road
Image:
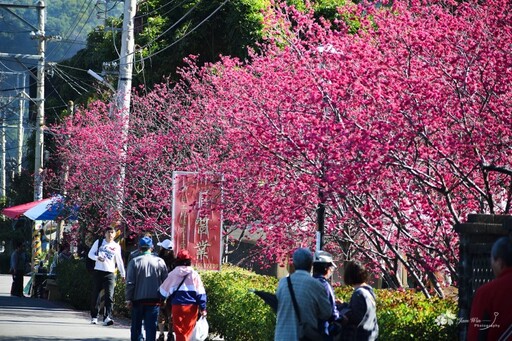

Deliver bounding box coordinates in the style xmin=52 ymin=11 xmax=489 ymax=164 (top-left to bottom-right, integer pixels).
xmin=0 ymin=274 xmax=131 ymax=340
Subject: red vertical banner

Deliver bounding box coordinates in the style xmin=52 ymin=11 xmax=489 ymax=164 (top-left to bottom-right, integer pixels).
xmin=172 ymin=171 xmax=223 ymax=271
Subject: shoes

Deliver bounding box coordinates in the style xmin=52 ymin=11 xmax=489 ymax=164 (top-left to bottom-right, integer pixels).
xmin=103 ymin=317 xmax=114 ymax=326
xmin=91 ymin=318 xmax=98 ymax=324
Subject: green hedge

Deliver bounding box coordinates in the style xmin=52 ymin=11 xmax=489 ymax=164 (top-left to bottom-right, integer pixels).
xmin=334 ymin=286 xmax=458 ymax=341
xmin=56 ymin=261 xmax=458 ymax=340
xmin=55 ymin=258 xmax=93 ymax=309
xmin=201 ymin=265 xmax=278 ymax=341
xmin=56 ymin=258 xmax=128 ymax=315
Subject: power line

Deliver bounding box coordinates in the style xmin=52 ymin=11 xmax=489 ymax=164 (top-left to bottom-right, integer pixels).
xmin=108 ymin=0 xmax=205 ymax=64
xmin=134 ymin=0 xmax=188 ymax=21
xmin=138 ymin=0 xmax=229 ymax=62
xmin=46 ymin=0 xmax=96 ymax=61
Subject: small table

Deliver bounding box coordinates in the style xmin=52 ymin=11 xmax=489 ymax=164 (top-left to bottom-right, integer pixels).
xmin=29 ymin=272 xmax=53 ymax=298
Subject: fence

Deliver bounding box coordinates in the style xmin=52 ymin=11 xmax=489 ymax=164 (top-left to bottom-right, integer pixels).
xmin=454 ymin=214 xmax=512 ymax=340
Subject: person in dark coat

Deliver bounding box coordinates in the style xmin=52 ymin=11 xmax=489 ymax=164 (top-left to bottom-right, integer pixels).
xmin=9 ymin=241 xmax=26 ymax=297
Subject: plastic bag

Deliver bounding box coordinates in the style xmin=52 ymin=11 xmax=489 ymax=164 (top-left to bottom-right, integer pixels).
xmin=23 ymin=276 xmax=33 ymax=296
xmin=191 ymin=316 xmax=209 ymax=341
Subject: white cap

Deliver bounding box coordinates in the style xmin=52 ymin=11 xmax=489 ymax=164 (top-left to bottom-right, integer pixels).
xmin=157 ymin=239 xmax=173 ymax=250
xmin=313 ymin=250 xmax=337 ymax=268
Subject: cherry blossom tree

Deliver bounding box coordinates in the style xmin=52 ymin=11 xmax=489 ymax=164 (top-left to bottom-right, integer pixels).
xmin=177 ymin=0 xmax=511 ymax=296
xmin=50 ymin=0 xmax=511 ymax=297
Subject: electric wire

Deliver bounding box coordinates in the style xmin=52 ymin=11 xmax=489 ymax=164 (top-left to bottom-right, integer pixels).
xmin=112 ymin=19 xmax=120 ymax=58
xmin=45 ymin=76 xmax=68 ymax=107
xmin=46 ymin=0 xmax=96 ymax=62
xmin=56 ymin=66 xmax=99 ymax=91
xmin=134 ymin=0 xmax=187 ymax=21
xmin=53 ymin=65 xmax=99 ymax=93
xmin=54 ymin=69 xmax=88 ymax=95
xmin=46 ymin=0 xmax=93 ymax=59
xmin=109 ymin=0 xmax=204 ymax=64
xmin=138 ymin=0 xmax=229 ymax=62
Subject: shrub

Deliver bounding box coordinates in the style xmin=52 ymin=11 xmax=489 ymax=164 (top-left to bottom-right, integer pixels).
xmin=55 ymin=258 xmax=93 ymax=309
xmin=56 ymin=257 xmax=129 ymax=315
xmin=334 ymin=286 xmax=458 ymax=341
xmin=113 ymin=274 xmax=129 ymax=317
xmin=201 ymin=265 xmax=277 ymax=341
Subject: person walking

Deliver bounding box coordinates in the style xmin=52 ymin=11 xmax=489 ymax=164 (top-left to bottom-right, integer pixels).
xmin=468 ymin=236 xmax=512 ymax=341
xmin=128 ymin=232 xmax=156 ymax=340
xmin=313 ymin=250 xmax=342 ymax=340
xmin=159 ymin=249 xmax=207 ymax=341
xmin=126 ymin=236 xmax=169 ymax=341
xmin=156 ymin=239 xmax=176 ymax=341
xmin=9 ymin=241 xmax=26 ymax=297
xmin=274 ymin=247 xmax=332 ymax=341
xmin=88 ymin=224 xmax=126 ymax=326
xmin=337 ymin=261 xmax=379 ymax=341
xmin=128 ymin=232 xmax=154 ymax=264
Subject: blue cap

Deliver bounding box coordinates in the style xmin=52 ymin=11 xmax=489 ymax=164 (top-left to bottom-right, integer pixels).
xmin=293 ymin=248 xmax=313 ymax=270
xmin=139 ymin=236 xmax=153 ymax=249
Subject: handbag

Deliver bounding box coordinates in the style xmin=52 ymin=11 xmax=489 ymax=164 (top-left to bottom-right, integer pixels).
xmin=287 ymin=276 xmax=324 ymax=341
xmin=191 ymin=315 xmax=209 ymax=341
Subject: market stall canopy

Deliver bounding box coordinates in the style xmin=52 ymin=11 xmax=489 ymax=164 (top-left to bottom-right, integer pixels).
xmin=2 ymin=196 xmax=78 ymax=221
xmin=1 ymin=198 xmax=51 ymax=219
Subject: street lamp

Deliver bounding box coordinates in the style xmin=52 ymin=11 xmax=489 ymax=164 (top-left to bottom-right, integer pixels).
xmin=87 ymin=69 xmax=116 ymax=92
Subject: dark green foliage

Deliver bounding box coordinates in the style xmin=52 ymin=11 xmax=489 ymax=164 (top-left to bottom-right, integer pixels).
xmin=55 ymin=258 xmax=92 ymax=309
xmin=335 ymin=287 xmax=459 ymax=341
xmin=201 ymin=265 xmax=278 ymax=341
xmin=0 ymin=254 xmax=10 ymax=274
xmin=55 ymin=257 xmax=129 ymax=315
xmin=113 ymin=275 xmax=129 ymax=317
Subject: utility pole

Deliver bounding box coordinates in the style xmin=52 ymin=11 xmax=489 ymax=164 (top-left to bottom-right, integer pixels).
xmin=113 ymin=0 xmax=135 ymax=219
xmin=33 ymin=0 xmax=45 ymax=201
xmin=0 ymin=106 xmax=5 ymax=198
xmin=0 ymin=3 xmax=44 ymax=194
xmin=17 ymin=75 xmax=27 ymax=175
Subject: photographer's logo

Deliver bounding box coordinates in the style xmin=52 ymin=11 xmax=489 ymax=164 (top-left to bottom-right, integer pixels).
xmin=436 ymin=311 xmax=501 ymax=331
xmin=471 ymin=312 xmax=500 ymax=331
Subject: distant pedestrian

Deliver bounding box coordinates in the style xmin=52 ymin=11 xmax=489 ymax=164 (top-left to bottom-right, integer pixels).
xmin=88 ymin=224 xmax=126 ymax=326
xmin=337 ymin=261 xmax=379 ymax=341
xmin=468 ymin=236 xmax=512 ymax=341
xmin=157 ymin=239 xmax=176 ymax=341
xmin=9 ymin=241 xmax=26 ymax=297
xmin=126 ymin=236 xmax=169 ymax=341
xmin=274 ymin=247 xmax=332 ymax=341
xmin=159 ymin=249 xmax=207 ymax=341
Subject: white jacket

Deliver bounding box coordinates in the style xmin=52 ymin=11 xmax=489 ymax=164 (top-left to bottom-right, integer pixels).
xmin=88 ymin=239 xmax=126 ymax=278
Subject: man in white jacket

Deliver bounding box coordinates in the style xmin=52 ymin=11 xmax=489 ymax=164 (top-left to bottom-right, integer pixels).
xmin=88 ymin=224 xmax=126 ymax=326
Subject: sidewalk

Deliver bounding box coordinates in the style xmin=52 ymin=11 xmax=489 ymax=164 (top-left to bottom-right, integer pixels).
xmin=0 ymin=274 xmax=131 ymax=340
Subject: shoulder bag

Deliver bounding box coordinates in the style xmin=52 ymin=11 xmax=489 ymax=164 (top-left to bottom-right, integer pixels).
xmin=86 ymin=238 xmax=103 ymax=272
xmin=169 ymin=275 xmax=188 ymax=300
xmin=287 ymin=276 xmax=324 ymax=341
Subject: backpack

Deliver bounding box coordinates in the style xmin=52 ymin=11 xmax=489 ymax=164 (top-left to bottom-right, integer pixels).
xmin=86 ymin=238 xmax=103 ymax=272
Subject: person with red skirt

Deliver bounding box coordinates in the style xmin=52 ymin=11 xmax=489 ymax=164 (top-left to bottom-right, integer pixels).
xmin=159 ymin=250 xmax=207 ymax=341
